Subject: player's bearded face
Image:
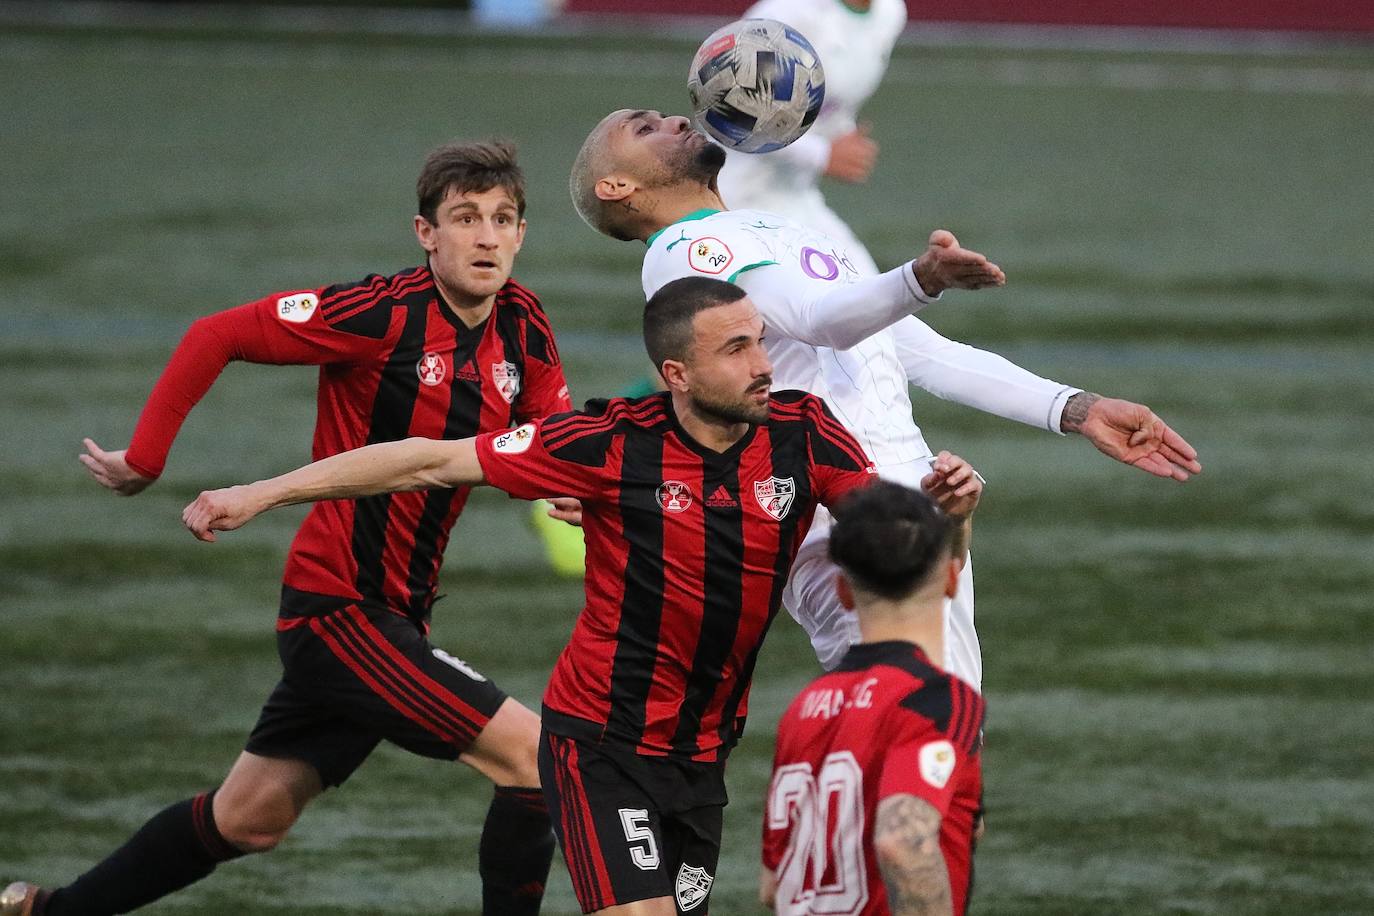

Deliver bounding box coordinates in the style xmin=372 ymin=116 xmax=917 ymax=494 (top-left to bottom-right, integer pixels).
xmin=683 ymin=303 xmax=772 ymax=426
xmin=618 ymin=111 xmax=725 ymax=191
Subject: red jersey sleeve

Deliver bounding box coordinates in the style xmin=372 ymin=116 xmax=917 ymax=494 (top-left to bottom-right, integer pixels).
xmin=877 ymin=721 xmax=963 ymax=816
xmin=513 ymin=297 xmax=573 ymax=421
xmin=474 ymin=414 xmax=611 ymax=502
xmin=124 ymin=289 xmax=393 ymax=478
xmin=803 ymin=396 xmax=876 ymax=508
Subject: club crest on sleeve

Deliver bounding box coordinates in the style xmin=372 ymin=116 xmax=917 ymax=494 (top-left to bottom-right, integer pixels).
xmin=919 ymin=739 xmax=957 ymax=789
xmin=687 ymin=236 xmax=733 ymax=275
xmin=275 ymin=292 xmax=318 ymax=324
xmin=492 ymin=360 xmax=522 ymax=403
xmin=493 ymin=424 xmax=535 ymax=455
xmin=675 ymin=863 xmax=713 ymax=911
xmin=754 ymin=476 xmax=795 ymax=520
xmin=417 ymin=352 xmax=447 ymax=387
xmin=656 ymin=480 xmax=693 ymax=513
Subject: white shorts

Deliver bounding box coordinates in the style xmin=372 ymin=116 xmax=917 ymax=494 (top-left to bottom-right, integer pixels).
xmin=782 ymin=455 xmax=982 ymax=691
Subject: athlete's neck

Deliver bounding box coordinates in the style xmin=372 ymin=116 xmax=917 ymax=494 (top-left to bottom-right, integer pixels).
xmin=671 ymin=392 xmax=750 ymax=453
xmin=433 ymin=272 xmax=496 ymax=329
xmin=855 ymin=596 xmax=945 ymax=669
xmin=640 ymin=188 xmax=727 ymax=241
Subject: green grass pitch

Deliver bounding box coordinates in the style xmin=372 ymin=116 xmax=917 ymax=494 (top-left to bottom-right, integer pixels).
xmin=1 ymin=20 xmax=1372 ymax=915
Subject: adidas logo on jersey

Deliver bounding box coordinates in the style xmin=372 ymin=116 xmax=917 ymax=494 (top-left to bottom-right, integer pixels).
xmin=706 ymin=485 xmax=737 ymax=508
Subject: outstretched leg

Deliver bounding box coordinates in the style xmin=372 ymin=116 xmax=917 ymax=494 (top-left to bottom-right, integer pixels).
xmin=29 ymin=752 xmax=320 ymax=916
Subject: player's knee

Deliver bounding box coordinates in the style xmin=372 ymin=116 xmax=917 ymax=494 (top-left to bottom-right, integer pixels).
xmin=213 ymin=800 xmax=301 ymax=853
xmin=507 ymin=738 xmax=541 ymax=788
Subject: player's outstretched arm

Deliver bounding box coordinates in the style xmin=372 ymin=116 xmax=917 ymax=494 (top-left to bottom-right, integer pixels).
xmin=80 ymin=438 xmax=156 ymax=496
xmin=737 ymin=231 xmax=1004 ymax=352
xmin=182 ymin=438 xmax=485 ymax=542
xmin=874 ymin=794 xmax=954 ymax=916
xmin=1060 ymin=392 xmax=1202 ymax=482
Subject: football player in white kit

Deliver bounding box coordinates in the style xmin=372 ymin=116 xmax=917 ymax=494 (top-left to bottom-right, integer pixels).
xmin=569 ymin=109 xmax=1201 ymax=690
xmin=716 ymin=0 xmax=907 ymax=278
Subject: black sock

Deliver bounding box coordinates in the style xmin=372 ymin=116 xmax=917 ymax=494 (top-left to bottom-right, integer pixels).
xmin=44 ymin=791 xmax=245 ymax=916
xmin=478 ymin=785 xmax=555 ymax=916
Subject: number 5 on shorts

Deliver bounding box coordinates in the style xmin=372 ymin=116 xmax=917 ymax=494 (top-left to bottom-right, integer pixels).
xmin=618 ymin=807 xmax=660 ymax=870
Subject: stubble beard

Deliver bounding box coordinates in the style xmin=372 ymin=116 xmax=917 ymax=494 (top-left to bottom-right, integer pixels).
xmin=691 ymin=385 xmax=770 ymax=427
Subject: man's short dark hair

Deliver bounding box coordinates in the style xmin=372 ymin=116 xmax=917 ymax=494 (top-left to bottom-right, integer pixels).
xmin=417 ymin=139 xmax=526 ymax=223
xmin=829 ymin=481 xmax=954 ymax=601
xmin=643 ymin=276 xmax=748 ymax=369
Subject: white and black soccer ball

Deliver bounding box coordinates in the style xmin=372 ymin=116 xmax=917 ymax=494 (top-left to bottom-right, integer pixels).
xmin=687 ymin=18 xmax=826 ymax=155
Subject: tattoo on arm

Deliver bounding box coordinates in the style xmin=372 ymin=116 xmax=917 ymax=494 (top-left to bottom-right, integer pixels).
xmin=1060 ymin=391 xmax=1102 ymax=434
xmin=874 ymin=794 xmax=953 ymax=916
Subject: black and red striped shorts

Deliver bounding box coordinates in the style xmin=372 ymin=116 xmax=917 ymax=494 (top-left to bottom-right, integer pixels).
xmin=245 ymin=603 xmax=507 ymax=787
xmin=538 ymin=728 xmax=726 ymax=914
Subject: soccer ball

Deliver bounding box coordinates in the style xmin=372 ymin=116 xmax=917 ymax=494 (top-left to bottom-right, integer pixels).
xmin=687 ymin=18 xmax=826 ymax=154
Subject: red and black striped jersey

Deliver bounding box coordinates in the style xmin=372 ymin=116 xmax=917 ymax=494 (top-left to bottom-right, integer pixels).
xmin=474 ymin=389 xmax=875 ymax=761
xmin=765 ymin=641 xmax=986 ymax=916
xmin=125 ymin=266 xmax=571 ymax=621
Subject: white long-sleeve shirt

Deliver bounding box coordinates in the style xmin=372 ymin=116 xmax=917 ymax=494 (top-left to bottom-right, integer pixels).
xmin=641 ymin=208 xmax=1078 ymax=468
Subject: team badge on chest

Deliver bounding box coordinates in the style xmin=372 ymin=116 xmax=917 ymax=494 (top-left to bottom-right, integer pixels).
xmin=417 ymin=352 xmax=447 ymax=387
xmin=754 ymin=476 xmax=795 ymax=520
xmin=491 ymin=360 xmax=521 ymax=403
xmin=656 ymin=480 xmax=693 ymax=513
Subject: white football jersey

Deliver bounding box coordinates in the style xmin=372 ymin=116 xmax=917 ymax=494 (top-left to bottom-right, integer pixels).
xmin=641 ymin=207 xmax=932 ymax=468
xmin=718 ymin=0 xmax=907 ymax=208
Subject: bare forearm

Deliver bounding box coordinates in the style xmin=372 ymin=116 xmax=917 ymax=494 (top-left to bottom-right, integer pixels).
xmin=247 ymin=438 xmax=474 ymax=513
xmin=875 ymin=795 xmax=953 ymax=916
xmin=948 ymin=516 xmax=973 ymax=563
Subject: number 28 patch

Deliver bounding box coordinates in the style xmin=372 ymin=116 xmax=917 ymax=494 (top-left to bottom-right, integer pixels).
xmin=688 ymin=237 xmax=734 ymax=275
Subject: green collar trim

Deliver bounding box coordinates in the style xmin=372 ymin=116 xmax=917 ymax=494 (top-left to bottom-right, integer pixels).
xmin=837 ymin=0 xmax=871 ymax=13
xmin=645 ymin=208 xmax=721 ymax=247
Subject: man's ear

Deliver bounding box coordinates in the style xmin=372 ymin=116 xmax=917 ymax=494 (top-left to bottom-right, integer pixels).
xmin=836 ymin=572 xmax=856 ymax=611
xmin=595 ymin=174 xmax=636 ymax=203
xmin=413 ymin=214 xmax=438 ymax=254
xmin=660 ymin=359 xmax=688 ymax=393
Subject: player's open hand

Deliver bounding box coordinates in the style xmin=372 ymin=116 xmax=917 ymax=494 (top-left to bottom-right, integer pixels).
xmin=80 ymin=438 xmax=155 ymax=496
xmin=921 ymin=450 xmax=983 ymax=519
xmin=182 ymin=486 xmax=262 ymax=543
xmin=912 ymin=230 xmax=1006 ymax=297
xmin=546 ymin=496 xmax=584 ymax=528
xmin=1074 ymin=396 xmax=1202 ymax=482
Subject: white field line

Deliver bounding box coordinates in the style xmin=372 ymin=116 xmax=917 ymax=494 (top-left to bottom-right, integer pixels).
xmin=1 ymin=33 xmax=1372 ymax=97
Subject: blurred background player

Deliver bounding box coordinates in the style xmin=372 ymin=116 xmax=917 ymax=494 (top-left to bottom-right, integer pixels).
xmin=763 ymin=471 xmax=984 ymax=916
xmin=570 ymin=108 xmax=1200 ymax=690
xmin=3 ymin=142 xmax=566 ymax=916
xmin=716 ymin=0 xmax=906 ymax=277
xmin=175 ymin=276 xmax=880 ymax=916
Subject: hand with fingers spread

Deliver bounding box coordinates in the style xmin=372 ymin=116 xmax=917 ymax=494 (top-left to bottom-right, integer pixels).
xmin=182 ymin=486 xmax=265 ymax=543
xmin=1061 ymin=393 xmax=1202 ymax=482
xmin=79 ymin=438 xmax=156 ymax=496
xmin=912 ymin=230 xmax=1006 ymax=297
xmin=921 ymin=450 xmax=984 ymax=520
